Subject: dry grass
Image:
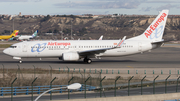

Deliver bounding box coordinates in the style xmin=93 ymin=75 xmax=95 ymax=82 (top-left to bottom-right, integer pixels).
xmin=0 ymin=68 xmax=146 ymax=87
xmin=0 ymin=44 xmax=12 ymax=48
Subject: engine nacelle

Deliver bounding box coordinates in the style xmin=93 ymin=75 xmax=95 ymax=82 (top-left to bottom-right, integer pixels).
xmin=62 ymin=52 xmax=79 ymax=61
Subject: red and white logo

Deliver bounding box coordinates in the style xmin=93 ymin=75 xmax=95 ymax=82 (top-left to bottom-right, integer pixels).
xmin=144 ymin=13 xmax=167 ymax=38
xmin=48 ymin=42 xmax=71 ymax=46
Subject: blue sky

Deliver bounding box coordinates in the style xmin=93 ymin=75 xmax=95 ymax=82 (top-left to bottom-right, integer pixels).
xmin=0 ymin=0 xmax=180 ymax=15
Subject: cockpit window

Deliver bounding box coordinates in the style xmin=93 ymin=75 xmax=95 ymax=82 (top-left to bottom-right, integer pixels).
xmin=9 ymin=46 xmax=17 ymax=48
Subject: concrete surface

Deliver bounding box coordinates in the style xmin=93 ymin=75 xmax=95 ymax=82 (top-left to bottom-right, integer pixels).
xmin=48 ymin=93 xmax=180 ymax=101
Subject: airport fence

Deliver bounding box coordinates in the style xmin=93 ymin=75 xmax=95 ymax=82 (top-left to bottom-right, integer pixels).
xmin=58 ymin=67 xmax=180 ymax=75
xmin=1 ymin=65 xmax=180 ymax=79
xmin=0 ymin=74 xmax=180 ymax=101
xmin=0 ymin=84 xmax=95 ymax=96
xmin=1 ymin=65 xmax=180 ymax=101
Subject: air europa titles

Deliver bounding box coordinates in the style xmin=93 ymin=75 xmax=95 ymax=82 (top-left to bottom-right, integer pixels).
xmin=48 ymin=42 xmax=71 ymax=46
xmin=144 ymin=13 xmax=167 ymax=38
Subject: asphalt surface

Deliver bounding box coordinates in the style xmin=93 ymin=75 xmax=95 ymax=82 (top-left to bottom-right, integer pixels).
xmin=0 ymin=45 xmax=180 ymax=69
xmin=0 ymin=85 xmax=180 ymax=101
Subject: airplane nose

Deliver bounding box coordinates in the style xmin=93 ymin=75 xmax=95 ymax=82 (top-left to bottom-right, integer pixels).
xmin=3 ymin=48 xmax=9 ymax=55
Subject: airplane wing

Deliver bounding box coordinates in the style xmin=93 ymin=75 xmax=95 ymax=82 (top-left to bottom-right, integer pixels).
xmin=7 ymin=35 xmax=19 ymax=41
xmin=78 ymin=36 xmax=126 ymax=57
xmin=12 ymin=35 xmax=20 ymax=39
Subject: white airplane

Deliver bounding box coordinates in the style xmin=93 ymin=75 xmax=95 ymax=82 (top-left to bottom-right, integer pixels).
xmin=3 ymin=10 xmax=169 ymax=64
xmin=14 ymin=30 xmax=38 ymax=41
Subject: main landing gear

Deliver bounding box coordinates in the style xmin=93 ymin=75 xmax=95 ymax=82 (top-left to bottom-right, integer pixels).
xmin=19 ymin=60 xmax=22 ymax=64
xmin=84 ymin=57 xmax=92 ymax=64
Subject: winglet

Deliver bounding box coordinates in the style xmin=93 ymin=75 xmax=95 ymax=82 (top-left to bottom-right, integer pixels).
xmin=98 ymin=35 xmax=103 ymax=40
xmin=116 ymin=36 xmax=126 ymax=47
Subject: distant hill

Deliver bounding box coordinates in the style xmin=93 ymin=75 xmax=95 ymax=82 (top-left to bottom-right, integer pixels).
xmin=0 ymin=16 xmax=180 ymax=40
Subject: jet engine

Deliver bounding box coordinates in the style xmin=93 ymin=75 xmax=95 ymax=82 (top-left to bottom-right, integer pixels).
xmin=62 ymin=52 xmax=79 ymax=61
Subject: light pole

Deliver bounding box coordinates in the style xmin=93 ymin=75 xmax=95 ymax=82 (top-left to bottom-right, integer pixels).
xmin=13 ymin=18 xmax=14 ymax=31
xmin=34 ymin=83 xmax=81 ymax=101
xmin=71 ymin=20 xmax=72 ymax=40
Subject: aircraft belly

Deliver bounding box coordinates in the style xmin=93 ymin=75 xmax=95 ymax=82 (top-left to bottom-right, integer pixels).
xmin=33 ymin=51 xmax=62 ymax=57
xmin=20 ymin=49 xmax=62 ymax=58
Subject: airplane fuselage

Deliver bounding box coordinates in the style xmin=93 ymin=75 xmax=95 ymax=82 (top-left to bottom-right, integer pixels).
xmin=0 ymin=35 xmax=14 ymax=40
xmin=17 ymin=36 xmax=33 ymax=40
xmin=3 ymin=40 xmax=153 ymax=58
xmin=0 ymin=30 xmax=19 ymax=40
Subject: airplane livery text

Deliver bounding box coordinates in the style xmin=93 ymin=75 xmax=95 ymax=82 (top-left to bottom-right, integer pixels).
xmin=48 ymin=42 xmax=71 ymax=46
xmin=144 ymin=13 xmax=167 ymax=38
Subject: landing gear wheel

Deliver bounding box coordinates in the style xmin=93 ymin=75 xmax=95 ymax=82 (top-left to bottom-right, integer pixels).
xmin=19 ymin=60 xmax=22 ymax=64
xmin=87 ymin=59 xmax=92 ymax=64
xmin=83 ymin=58 xmax=92 ymax=64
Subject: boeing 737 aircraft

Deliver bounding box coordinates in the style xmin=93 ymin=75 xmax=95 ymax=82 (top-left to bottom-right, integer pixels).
xmin=14 ymin=30 xmax=38 ymax=41
xmin=3 ymin=10 xmax=169 ymax=64
xmin=0 ymin=30 xmax=19 ymax=40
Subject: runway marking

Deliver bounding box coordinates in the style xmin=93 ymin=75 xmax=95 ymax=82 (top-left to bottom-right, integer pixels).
xmin=127 ymin=66 xmax=134 ymax=68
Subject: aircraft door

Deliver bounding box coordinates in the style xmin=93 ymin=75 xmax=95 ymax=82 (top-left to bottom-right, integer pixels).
xmin=76 ymin=44 xmax=79 ymax=51
xmin=138 ymin=42 xmax=142 ymax=51
xmin=22 ymin=42 xmax=27 ymax=52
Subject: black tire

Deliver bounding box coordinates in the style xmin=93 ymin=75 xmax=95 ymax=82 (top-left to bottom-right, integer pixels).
xmin=87 ymin=59 xmax=92 ymax=64
xmin=19 ymin=60 xmax=22 ymax=63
